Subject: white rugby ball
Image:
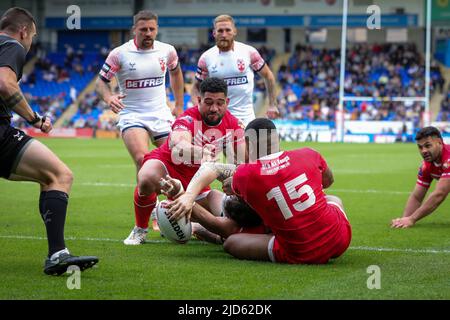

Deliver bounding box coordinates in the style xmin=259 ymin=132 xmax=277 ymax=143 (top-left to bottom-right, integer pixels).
xmin=156 ymin=200 xmax=192 ymax=244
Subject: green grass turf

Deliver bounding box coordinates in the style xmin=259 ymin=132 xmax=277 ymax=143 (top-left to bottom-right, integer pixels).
xmin=0 ymin=138 xmax=449 ymax=299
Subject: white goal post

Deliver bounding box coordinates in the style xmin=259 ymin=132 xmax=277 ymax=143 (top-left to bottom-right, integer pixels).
xmin=336 ymin=0 xmax=432 ymax=142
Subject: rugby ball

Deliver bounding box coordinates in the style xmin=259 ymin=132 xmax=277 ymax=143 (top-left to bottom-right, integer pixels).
xmin=156 ymin=200 xmax=192 ymax=244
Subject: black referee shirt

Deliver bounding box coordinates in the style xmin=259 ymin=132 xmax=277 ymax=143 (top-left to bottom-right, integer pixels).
xmin=0 ymin=34 xmax=27 ymax=119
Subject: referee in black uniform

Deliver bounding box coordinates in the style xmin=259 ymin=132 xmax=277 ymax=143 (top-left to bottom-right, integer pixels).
xmin=0 ymin=7 xmax=98 ymax=275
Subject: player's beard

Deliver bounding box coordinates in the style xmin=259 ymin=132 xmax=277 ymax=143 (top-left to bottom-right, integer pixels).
xmin=422 ymin=150 xmax=438 ymax=163
xmin=141 ymin=38 xmax=154 ymax=49
xmin=204 ymin=112 xmax=224 ymax=126
xmin=216 ymin=39 xmax=233 ymax=51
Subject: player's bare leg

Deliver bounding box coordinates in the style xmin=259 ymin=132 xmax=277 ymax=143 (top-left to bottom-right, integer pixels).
xmin=223 ymin=233 xmax=273 ymax=261
xmin=9 ymin=140 xmax=73 ymax=193
xmin=8 ymin=140 xmax=98 ymax=274
xmin=122 ymin=127 xmax=151 ymax=171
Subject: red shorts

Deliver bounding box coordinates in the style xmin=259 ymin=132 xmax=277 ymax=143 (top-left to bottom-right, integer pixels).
xmin=269 ymin=202 xmax=352 ymax=264
xmin=142 ymin=147 xmax=211 ymax=199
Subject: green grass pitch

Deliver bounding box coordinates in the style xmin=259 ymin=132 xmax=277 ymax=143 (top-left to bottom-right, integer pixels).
xmin=0 ymin=138 xmax=449 ymax=299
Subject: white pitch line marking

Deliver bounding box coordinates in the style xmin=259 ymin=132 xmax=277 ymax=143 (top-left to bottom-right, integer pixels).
xmin=0 ymin=235 xmax=208 ymax=245
xmin=0 ymin=235 xmax=448 ymax=253
xmin=6 ymin=181 xmax=412 ymax=196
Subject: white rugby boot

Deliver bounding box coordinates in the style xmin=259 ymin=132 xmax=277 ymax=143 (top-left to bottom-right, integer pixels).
xmin=123 ymin=226 xmax=148 ymax=245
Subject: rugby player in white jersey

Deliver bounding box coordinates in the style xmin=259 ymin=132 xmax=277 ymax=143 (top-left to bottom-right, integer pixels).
xmin=192 ymin=14 xmax=279 ymax=126
xmin=95 ymin=10 xmax=184 ymax=244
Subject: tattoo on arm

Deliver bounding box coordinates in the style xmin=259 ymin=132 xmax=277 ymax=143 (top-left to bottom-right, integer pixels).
xmin=1 ymin=92 xmax=24 ymax=108
xmin=204 ymin=162 xmax=236 ymax=182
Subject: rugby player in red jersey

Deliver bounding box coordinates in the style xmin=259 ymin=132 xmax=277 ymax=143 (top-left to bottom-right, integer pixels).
xmin=392 ymin=126 xmax=450 ymax=228
xmin=169 ymin=118 xmax=351 ymax=264
xmin=130 ymin=77 xmax=245 ymax=244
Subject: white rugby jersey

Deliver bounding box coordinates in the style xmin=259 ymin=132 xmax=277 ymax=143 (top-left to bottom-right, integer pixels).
xmin=99 ymin=39 xmax=179 ymax=114
xmin=195 ymin=41 xmax=265 ymax=121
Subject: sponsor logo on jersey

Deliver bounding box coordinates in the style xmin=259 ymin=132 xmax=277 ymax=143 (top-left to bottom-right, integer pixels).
xmin=237 ymin=59 xmax=245 ymax=73
xmin=129 ymin=62 xmax=136 ymax=71
xmin=443 ymin=159 xmax=450 ymax=170
xmin=125 ymin=77 xmax=164 ymax=89
xmin=418 ymin=166 xmax=423 ymax=177
xmin=223 ymin=76 xmax=248 ymax=86
xmin=159 ymin=58 xmax=166 ymax=72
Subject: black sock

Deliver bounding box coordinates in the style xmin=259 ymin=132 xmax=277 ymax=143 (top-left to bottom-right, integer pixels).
xmin=39 ymin=190 xmax=69 ymax=257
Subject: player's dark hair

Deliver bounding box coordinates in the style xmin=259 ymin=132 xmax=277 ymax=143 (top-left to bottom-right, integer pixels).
xmin=245 ymin=118 xmax=279 ymax=158
xmin=133 ymin=10 xmax=158 ymax=25
xmin=245 ymin=118 xmax=277 ymax=136
xmin=415 ymin=126 xmax=442 ymax=141
xmin=224 ymin=196 xmax=262 ymax=228
xmin=0 ymin=7 xmax=35 ymax=33
xmin=199 ymin=77 xmax=228 ymax=97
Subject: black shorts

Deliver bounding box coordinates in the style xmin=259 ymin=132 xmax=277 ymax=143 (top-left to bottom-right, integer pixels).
xmin=0 ymin=118 xmax=33 ymax=179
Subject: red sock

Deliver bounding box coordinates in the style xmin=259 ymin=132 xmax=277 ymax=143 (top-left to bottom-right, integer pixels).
xmin=134 ymin=186 xmax=157 ymax=229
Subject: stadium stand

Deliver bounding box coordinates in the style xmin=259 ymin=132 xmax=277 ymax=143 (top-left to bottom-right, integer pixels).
xmin=276 ymin=43 xmax=446 ymax=123
xmin=15 ymin=43 xmax=102 ymax=128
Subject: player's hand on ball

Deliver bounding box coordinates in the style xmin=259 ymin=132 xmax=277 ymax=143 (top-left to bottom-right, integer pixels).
xmin=159 ymin=175 xmax=184 ymax=199
xmin=107 ymin=93 xmax=126 ymax=113
xmin=167 ymin=193 xmax=195 ymax=223
xmin=391 ymin=217 xmax=415 ymax=229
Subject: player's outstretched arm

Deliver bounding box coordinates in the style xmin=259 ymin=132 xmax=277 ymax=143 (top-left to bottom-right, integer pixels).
xmin=258 ymin=64 xmax=279 ymax=119
xmin=167 ymin=162 xmax=236 ymax=221
xmin=402 ymin=185 xmax=428 ymax=218
xmin=391 ymin=181 xmax=448 ymax=228
xmin=169 ymin=64 xmax=185 ymax=117
xmin=0 ymin=67 xmax=51 ymax=133
xmin=191 ymin=205 xmax=241 ymax=239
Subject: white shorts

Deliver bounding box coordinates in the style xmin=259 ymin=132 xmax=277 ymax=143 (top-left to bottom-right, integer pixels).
xmin=234 ymin=113 xmax=255 ymax=128
xmin=117 ymin=110 xmax=174 ymax=142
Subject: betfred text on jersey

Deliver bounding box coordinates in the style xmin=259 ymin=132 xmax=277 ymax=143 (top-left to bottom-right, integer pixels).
xmin=223 ymin=76 xmax=248 ymax=86
xmin=125 ymin=76 xmax=164 ymax=89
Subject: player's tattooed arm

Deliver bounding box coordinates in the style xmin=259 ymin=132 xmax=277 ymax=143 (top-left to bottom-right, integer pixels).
xmin=184 ymin=162 xmax=236 ymax=200
xmin=1 ymin=91 xmax=23 ymax=107
xmin=168 ymin=162 xmax=237 ymax=221
xmin=202 ymin=162 xmax=237 ymax=182
xmin=0 ymin=67 xmax=45 ymax=125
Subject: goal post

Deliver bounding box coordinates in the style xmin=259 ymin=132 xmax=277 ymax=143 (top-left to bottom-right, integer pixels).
xmin=336 ymin=0 xmax=433 ymax=142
